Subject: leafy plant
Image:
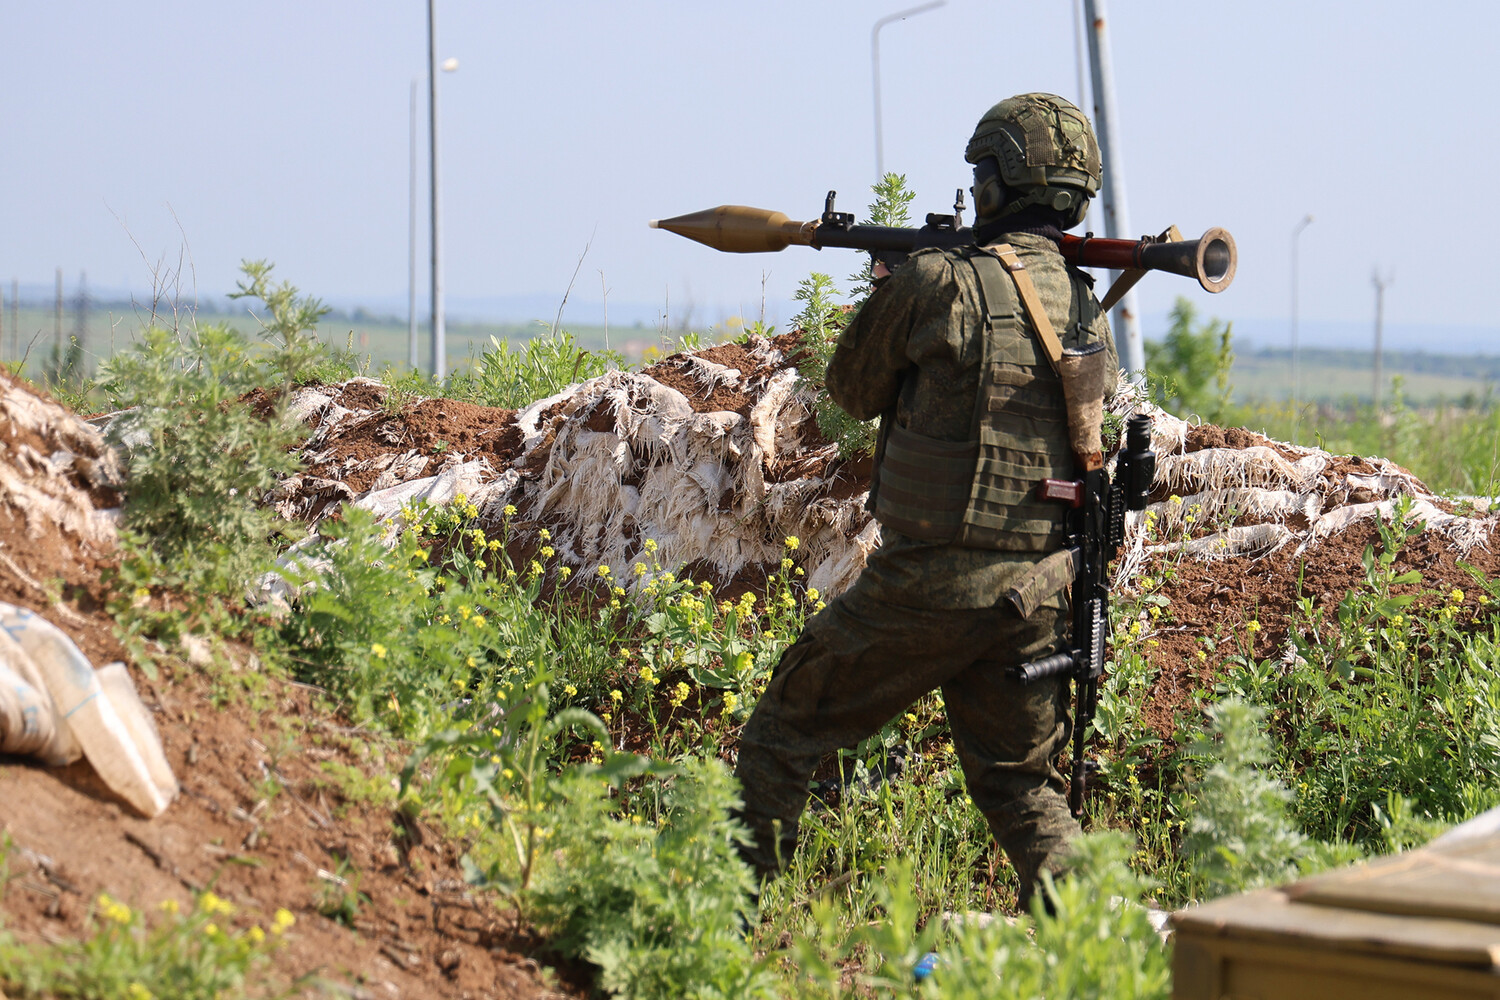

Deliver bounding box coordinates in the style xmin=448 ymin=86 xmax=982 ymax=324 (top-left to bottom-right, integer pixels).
xmin=1180 ymin=698 xmax=1305 ymax=899
xmin=447 ymin=329 xmax=625 ymax=409
xmin=97 ymin=322 xmax=301 ymax=586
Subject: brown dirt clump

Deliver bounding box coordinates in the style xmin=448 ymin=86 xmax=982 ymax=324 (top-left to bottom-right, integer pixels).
xmin=301 ymin=397 xmax=522 ymax=495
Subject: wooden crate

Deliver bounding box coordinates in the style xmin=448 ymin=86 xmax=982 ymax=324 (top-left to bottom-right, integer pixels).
xmin=1172 ymin=812 xmax=1500 ymax=999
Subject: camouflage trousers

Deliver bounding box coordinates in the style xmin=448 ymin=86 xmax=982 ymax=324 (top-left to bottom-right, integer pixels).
xmin=732 ymin=574 xmax=1079 ymax=904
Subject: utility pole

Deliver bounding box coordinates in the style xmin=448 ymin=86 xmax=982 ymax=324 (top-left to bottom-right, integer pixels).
xmin=409 ymin=78 xmax=419 ymax=371
xmin=53 ymin=268 xmax=63 ymax=356
xmin=1290 ymin=214 xmax=1314 ymax=441
xmin=1372 ymin=269 xmax=1393 ymax=411
xmin=73 ymin=271 xmax=88 ymax=372
xmin=427 ymin=0 xmax=445 ymax=381
xmin=1081 ymin=0 xmax=1144 ymax=376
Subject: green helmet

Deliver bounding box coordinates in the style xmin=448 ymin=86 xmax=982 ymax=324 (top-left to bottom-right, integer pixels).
xmin=965 ymin=93 xmax=1102 ymax=230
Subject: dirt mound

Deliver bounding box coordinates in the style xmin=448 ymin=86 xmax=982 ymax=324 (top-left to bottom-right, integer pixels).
xmin=0 ymin=370 xmax=124 ymax=664
xmin=1 ymin=669 xmax=579 ymax=999
xmin=0 ymin=370 xmax=579 ymax=999
xmin=269 ymin=335 xmax=877 ymax=598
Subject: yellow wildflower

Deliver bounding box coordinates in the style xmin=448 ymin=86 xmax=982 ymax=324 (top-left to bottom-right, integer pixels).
xmin=246 ymin=925 xmax=266 ymax=944
xmin=503 ymin=504 xmax=518 ymax=517
xmin=126 ymin=984 xmax=154 ymax=1000
xmin=539 ymin=528 xmax=551 ymax=541
xmin=1450 ymin=587 xmax=1466 ymax=604
xmin=564 ymin=683 xmax=578 ymax=698
xmin=272 ymin=908 xmax=296 ymax=934
xmin=610 ymin=689 xmax=624 ymax=703
xmin=158 ymin=898 xmax=180 ymax=915
xmin=96 ymin=893 xmax=132 ymax=925
xmin=370 ymin=643 xmax=387 ymax=660
xmin=644 ymin=538 xmax=659 ymax=554
xmin=199 ymin=891 xmax=234 ymax=916
xmin=598 ymin=564 xmax=613 ymax=578
xmin=784 ymin=536 xmax=800 ymax=550
xmin=541 ymin=546 xmax=556 ymax=558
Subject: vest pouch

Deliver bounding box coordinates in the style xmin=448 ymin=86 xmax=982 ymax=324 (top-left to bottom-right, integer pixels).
xmin=872 ymin=421 xmax=978 ymax=542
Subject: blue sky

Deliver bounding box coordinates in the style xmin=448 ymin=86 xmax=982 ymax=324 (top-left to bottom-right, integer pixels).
xmin=3 ymin=1 xmax=1497 ymax=350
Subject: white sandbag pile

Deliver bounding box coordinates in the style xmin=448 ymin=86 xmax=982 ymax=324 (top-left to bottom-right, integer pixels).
xmin=1110 ymin=382 xmax=1497 ymax=575
xmin=0 ymin=603 xmax=177 ymax=817
xmin=265 ymin=346 xmax=1496 ymax=601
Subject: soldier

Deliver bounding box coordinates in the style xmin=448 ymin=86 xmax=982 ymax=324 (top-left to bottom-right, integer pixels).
xmin=733 ymin=93 xmax=1118 ymax=910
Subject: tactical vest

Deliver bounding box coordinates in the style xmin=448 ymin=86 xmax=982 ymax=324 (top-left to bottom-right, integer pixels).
xmin=873 ymin=247 xmax=1074 ymax=552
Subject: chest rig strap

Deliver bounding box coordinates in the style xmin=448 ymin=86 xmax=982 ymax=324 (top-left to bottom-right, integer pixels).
xmin=982 ymin=243 xmax=1064 ymax=373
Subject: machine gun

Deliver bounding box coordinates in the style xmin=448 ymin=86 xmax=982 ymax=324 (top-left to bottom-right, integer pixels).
xmin=651 ymin=191 xmax=1236 ymax=307
xmin=1010 ymin=413 xmax=1156 ymax=817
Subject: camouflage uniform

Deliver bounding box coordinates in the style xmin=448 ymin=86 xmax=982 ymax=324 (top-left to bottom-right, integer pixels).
xmin=734 ymin=231 xmax=1117 ymax=904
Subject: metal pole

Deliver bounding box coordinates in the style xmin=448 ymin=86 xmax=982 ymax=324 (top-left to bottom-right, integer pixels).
xmin=1073 ymin=0 xmax=1088 ymax=113
xmin=1291 ymin=214 xmax=1313 ymax=440
xmin=1372 ymin=268 xmax=1392 ymax=411
xmin=408 ymin=78 xmax=419 ymax=371
xmin=1081 ymin=0 xmax=1143 ymax=376
xmin=871 ymin=1 xmax=944 ymax=181
xmin=427 ymin=0 xmax=445 ymax=380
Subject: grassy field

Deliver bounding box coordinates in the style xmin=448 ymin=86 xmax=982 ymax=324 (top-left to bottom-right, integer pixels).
xmin=0 ymin=303 xmax=668 ymax=378
xmin=1232 ymin=347 xmax=1500 ymax=406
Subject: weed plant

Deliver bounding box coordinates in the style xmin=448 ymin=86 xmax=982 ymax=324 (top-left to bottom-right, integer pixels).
xmin=0 ymin=891 xmax=299 ymax=1000
xmin=446 ymin=330 xmax=625 ymax=409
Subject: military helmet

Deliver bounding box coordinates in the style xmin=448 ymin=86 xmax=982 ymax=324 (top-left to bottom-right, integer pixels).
xmin=966 ymin=93 xmax=1102 ymax=229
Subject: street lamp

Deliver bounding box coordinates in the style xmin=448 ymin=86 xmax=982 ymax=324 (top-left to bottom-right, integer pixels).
xmin=1290 ymin=213 xmax=1314 ymax=441
xmin=428 ymin=1 xmax=459 ymax=380
xmin=871 ymin=1 xmax=944 ymax=181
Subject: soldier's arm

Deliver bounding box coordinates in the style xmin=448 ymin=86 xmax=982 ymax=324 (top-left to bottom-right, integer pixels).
xmin=826 ymin=253 xmax=949 ymax=420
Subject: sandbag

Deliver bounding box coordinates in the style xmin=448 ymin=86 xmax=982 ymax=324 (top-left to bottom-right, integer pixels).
xmin=0 ymin=603 xmax=177 ymax=818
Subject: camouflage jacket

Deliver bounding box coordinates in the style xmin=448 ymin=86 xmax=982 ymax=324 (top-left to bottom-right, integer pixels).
xmin=826 ymin=231 xmax=1118 ymax=610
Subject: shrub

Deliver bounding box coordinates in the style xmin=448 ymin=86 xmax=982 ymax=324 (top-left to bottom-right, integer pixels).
xmin=98 ymin=322 xmax=301 ymax=584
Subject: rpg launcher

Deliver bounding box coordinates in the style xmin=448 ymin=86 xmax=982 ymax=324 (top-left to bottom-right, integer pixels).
xmin=1010 ymin=413 xmax=1156 ymax=818
xmin=651 ymin=191 xmax=1236 ymax=309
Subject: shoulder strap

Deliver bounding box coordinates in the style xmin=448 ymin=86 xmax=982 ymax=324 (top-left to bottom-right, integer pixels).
xmin=985 ymin=244 xmax=1064 ymax=373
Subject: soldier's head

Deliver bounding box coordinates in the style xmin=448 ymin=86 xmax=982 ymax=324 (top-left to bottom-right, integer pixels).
xmin=966 ymin=93 xmax=1101 ymax=233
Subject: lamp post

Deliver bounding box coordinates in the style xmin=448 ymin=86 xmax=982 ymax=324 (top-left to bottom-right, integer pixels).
xmin=408 ymin=78 xmax=419 ymax=371
xmin=428 ymin=1 xmax=459 ymax=380
xmin=1290 ymin=214 xmax=1314 ymax=440
xmin=871 ymin=1 xmax=944 ymax=181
